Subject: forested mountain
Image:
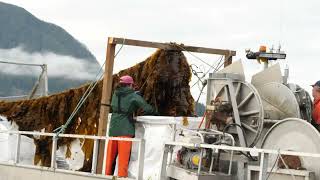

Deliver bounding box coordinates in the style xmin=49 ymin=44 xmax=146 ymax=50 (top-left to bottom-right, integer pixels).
xmin=0 ymin=2 xmax=100 ymax=96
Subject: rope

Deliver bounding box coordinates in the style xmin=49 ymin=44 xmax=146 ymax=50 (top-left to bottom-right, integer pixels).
xmin=197 ymin=111 xmax=207 ymax=129
xmin=190 ymin=64 xmax=205 ymax=89
xmin=114 ymin=38 xmax=125 ymax=58
xmin=53 ymin=57 xmax=108 ymax=135
xmin=172 ymin=42 xmax=225 ymax=90
xmin=54 ymin=38 xmax=126 ymax=136
xmin=53 ymin=73 xmax=103 ymax=135
xmin=191 ymin=55 xmax=224 ymax=88
xmin=195 ymin=79 xmax=207 ymax=105
xmin=180 ymin=49 xmax=224 ymax=115
xmin=265 ymin=150 xmax=281 ymax=180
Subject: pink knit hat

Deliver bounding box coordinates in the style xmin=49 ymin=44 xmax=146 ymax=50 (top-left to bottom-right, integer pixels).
xmin=119 ymin=75 xmax=134 ymax=84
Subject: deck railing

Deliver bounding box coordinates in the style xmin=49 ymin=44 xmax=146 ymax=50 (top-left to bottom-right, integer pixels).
xmin=0 ymin=130 xmax=145 ymax=180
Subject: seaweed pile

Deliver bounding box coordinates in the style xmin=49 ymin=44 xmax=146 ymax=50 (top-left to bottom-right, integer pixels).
xmin=0 ymin=49 xmax=194 ymax=170
xmin=113 ymin=49 xmax=194 ymax=116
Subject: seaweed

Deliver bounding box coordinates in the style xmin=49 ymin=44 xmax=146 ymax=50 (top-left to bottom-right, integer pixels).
xmin=0 ymin=49 xmax=194 ymax=170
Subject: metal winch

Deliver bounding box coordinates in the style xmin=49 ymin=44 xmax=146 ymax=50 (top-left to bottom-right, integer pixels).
xmin=206 ymin=59 xmax=313 ymax=148
xmin=163 ymin=47 xmax=320 ymax=180
xmin=203 ymin=51 xmax=319 ymax=179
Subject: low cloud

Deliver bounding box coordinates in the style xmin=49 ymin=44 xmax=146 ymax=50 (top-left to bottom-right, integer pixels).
xmin=0 ymin=47 xmax=100 ymax=80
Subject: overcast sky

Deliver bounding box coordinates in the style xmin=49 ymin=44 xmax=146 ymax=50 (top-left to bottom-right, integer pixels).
xmin=1 ymin=0 xmax=320 ymax=103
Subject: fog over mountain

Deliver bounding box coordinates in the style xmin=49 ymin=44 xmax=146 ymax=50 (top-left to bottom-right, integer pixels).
xmin=0 ymin=2 xmax=101 ymax=96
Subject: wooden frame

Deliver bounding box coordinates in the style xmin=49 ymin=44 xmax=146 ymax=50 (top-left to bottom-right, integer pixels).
xmin=96 ymin=37 xmax=237 ymax=173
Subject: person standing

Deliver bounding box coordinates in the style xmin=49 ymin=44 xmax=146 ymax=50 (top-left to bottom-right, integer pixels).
xmin=312 ymin=80 xmax=320 ymax=128
xmin=105 ymin=75 xmax=156 ymax=177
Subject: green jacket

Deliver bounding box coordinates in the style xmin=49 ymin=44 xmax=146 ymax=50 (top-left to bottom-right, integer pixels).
xmin=108 ymin=86 xmax=156 ymax=137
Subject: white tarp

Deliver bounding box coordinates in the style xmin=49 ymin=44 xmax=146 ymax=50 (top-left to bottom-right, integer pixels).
xmin=0 ymin=115 xmax=35 ymax=165
xmin=128 ymin=116 xmax=203 ymax=180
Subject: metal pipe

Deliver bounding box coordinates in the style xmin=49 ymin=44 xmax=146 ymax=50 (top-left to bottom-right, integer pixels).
xmin=209 ymin=148 xmax=215 ymax=173
xmin=165 ymin=141 xmax=320 ymax=158
xmin=169 ymin=124 xmax=177 ymax=164
xmin=91 ymin=139 xmax=99 ymax=174
xmin=206 ymin=129 xmax=234 ymax=175
xmin=178 ymin=128 xmax=205 ymax=143
xmin=0 ymin=60 xmax=44 ymax=67
xmin=137 ymin=139 xmax=145 ymax=180
xmin=197 ymin=149 xmax=204 ymax=175
xmin=136 ymin=121 xmax=177 ymax=125
xmin=264 ymin=119 xmax=282 ymax=123
xmin=228 ymin=137 xmax=234 ymax=175
xmin=42 ymin=64 xmax=48 ymax=96
xmin=258 ymin=152 xmax=269 ymax=180
xmin=0 ymin=130 xmax=142 ymax=142
xmin=51 ymin=136 xmax=57 ymax=168
xmin=14 ymin=134 xmax=21 ymax=164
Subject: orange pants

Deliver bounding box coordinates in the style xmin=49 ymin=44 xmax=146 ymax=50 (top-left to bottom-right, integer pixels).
xmin=105 ymin=136 xmax=132 ymax=177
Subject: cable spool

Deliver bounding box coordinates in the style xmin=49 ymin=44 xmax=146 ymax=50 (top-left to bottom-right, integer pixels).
xmin=255 ymin=82 xmax=300 ymax=120
xmin=214 ymin=81 xmax=264 ymax=147
xmin=262 ymin=118 xmax=320 ymax=179
xmin=210 ymin=80 xmax=302 ymax=147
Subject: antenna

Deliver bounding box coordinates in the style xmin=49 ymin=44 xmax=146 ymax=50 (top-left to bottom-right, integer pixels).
xmin=245 ymin=45 xmax=286 ymax=70
xmin=277 ymin=44 xmax=282 ymax=53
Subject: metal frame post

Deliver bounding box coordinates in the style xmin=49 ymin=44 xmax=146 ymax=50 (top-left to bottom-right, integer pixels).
xmin=42 ymin=64 xmax=48 ymax=96
xmin=258 ymin=152 xmax=269 ymax=180
xmin=159 ymin=144 xmax=170 ymax=180
xmin=91 ymin=139 xmax=99 ymax=174
xmin=14 ymin=133 xmax=21 ymax=164
xmin=209 ymin=148 xmax=215 ymax=173
xmin=197 ymin=149 xmax=204 ymax=175
xmin=27 ymin=63 xmax=48 ymax=99
xmin=224 ymin=51 xmax=233 ymax=67
xmin=227 ymin=80 xmax=247 ymax=147
xmin=51 ymin=136 xmax=57 ymax=168
xmin=96 ymin=38 xmax=116 ymax=173
xmin=137 ymin=139 xmax=146 ymax=180
xmin=169 ymin=124 xmax=177 ymax=163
